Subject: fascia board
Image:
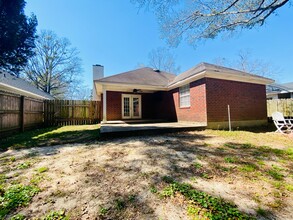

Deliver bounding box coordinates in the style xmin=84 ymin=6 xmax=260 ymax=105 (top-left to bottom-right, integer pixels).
xmin=94 ymin=81 xmax=168 ymax=91
xmin=0 ymin=83 xmax=50 ymax=100
xmin=94 ymin=70 xmax=274 ymax=94
xmin=167 ymin=71 xmax=206 ymax=90
xmin=205 ymin=71 xmax=275 ymax=85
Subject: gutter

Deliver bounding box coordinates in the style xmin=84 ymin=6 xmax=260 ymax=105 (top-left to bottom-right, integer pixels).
xmin=0 ymin=82 xmax=53 ymax=100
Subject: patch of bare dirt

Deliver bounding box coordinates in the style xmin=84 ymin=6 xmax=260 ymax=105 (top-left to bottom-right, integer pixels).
xmin=1 ymin=131 xmax=292 ymax=219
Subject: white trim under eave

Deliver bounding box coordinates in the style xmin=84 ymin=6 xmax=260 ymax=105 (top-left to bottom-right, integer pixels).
xmin=95 ymin=70 xmax=274 ymax=93
xmin=168 ymin=70 xmax=274 ymax=89
xmin=205 ymin=71 xmax=275 ymax=85
xmin=94 ymin=81 xmax=168 ymax=91
xmin=0 ymin=83 xmax=52 ymax=100
xmin=168 ymin=71 xmax=206 ymax=89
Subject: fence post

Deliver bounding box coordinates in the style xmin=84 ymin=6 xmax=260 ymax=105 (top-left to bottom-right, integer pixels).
xmin=20 ymin=96 xmax=25 ymax=132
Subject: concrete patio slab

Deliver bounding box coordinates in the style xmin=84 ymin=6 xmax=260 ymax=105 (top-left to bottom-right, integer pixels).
xmin=100 ymin=121 xmax=206 ymax=138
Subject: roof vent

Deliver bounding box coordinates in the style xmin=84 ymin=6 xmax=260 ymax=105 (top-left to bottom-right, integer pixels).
xmin=153 ymin=69 xmax=160 ymax=72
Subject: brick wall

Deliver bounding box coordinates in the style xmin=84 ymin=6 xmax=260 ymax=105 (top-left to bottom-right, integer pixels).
xmin=205 ymin=78 xmax=267 ymax=122
xmin=105 ymin=91 xmax=156 ymax=120
xmin=105 ymin=91 xmax=121 ymax=120
xmin=103 ymin=78 xmax=267 ymax=125
xmin=168 ymin=79 xmax=207 ymax=122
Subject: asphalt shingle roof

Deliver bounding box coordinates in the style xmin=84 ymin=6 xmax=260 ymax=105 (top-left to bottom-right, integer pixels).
xmin=170 ymin=62 xmax=270 ymax=85
xmin=96 ymin=63 xmax=272 ymax=88
xmin=96 ymin=67 xmax=176 ymax=87
xmin=0 ymin=71 xmax=54 ymax=99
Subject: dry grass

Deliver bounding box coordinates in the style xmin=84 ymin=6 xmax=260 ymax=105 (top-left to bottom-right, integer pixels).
xmin=0 ymin=127 xmax=292 ymax=219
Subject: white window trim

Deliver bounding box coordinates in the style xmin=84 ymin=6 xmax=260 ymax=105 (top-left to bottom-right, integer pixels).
xmin=121 ymin=94 xmax=142 ymax=119
xmin=179 ymin=84 xmax=190 ymax=108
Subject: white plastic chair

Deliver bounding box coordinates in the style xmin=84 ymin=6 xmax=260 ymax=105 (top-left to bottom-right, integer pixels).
xmin=272 ymin=112 xmax=293 ymax=133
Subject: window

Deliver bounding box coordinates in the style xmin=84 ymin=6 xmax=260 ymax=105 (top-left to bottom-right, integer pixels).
xmin=179 ymin=84 xmax=190 ymax=107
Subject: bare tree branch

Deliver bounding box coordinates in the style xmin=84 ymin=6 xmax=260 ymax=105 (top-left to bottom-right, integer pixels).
xmin=22 ymin=30 xmax=84 ymax=99
xmin=132 ymin=0 xmax=290 ymax=46
xmin=148 ymin=47 xmax=180 ymax=74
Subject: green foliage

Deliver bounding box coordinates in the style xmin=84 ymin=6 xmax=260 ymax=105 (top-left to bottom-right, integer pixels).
xmin=0 ymin=0 xmax=37 ymax=74
xmin=150 ymin=185 xmax=158 ymax=193
xmin=201 ymin=173 xmax=211 ymax=179
xmin=0 ymin=174 xmax=7 ymax=184
xmin=10 ymin=213 xmax=26 ymax=220
xmin=10 ymin=157 xmax=16 ymax=162
xmin=224 ymin=143 xmax=238 ymax=149
xmin=99 ymin=207 xmax=108 ymax=216
xmin=17 ymin=161 xmax=31 ymax=169
xmin=114 ymin=198 xmax=126 ymax=211
xmin=285 ymin=184 xmax=293 ymax=192
xmin=256 ymin=207 xmax=268 ymax=217
xmin=193 ymin=162 xmax=203 ymax=169
xmin=187 ymin=204 xmax=200 ymax=217
xmin=128 ymin=194 xmax=136 ymax=203
xmin=239 ymin=164 xmax=258 ymax=172
xmin=41 ymin=210 xmax=68 ymax=220
xmin=161 ymin=175 xmax=175 ymax=184
xmin=0 ymin=184 xmax=39 ymax=218
xmin=161 ymin=181 xmax=254 ymax=219
xmin=267 ymin=165 xmax=284 ymax=180
xmin=30 ymin=174 xmax=45 ymax=185
xmin=36 ymin=167 xmax=49 ymax=173
xmin=224 ymin=157 xmax=237 ymax=163
xmin=160 ymin=185 xmax=176 ymax=197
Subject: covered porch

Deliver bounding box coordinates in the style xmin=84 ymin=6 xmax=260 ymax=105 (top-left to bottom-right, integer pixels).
xmin=100 ymin=120 xmax=206 ymax=137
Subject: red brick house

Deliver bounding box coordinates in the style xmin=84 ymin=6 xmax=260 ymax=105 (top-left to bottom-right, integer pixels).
xmin=93 ymin=63 xmax=274 ymax=128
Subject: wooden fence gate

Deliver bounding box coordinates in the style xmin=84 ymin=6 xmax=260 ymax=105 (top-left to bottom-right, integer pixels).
xmin=44 ymin=100 xmax=101 ymax=126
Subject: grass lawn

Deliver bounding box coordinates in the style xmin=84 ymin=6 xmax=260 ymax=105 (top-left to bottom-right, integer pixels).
xmin=0 ymin=126 xmax=292 ymax=219
xmin=0 ymin=124 xmax=100 ymax=151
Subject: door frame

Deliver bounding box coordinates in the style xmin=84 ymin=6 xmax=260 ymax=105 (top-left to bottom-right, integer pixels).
xmin=121 ymin=94 xmax=142 ymax=119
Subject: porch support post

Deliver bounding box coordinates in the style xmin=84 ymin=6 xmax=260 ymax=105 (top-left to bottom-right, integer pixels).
xmin=102 ymin=86 xmax=107 ymax=123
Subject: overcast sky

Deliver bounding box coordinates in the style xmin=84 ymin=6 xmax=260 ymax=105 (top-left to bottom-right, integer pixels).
xmin=25 ymin=0 xmax=293 ymax=87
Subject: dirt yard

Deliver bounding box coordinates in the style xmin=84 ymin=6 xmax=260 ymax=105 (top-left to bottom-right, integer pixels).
xmin=0 ymin=129 xmax=292 ymax=219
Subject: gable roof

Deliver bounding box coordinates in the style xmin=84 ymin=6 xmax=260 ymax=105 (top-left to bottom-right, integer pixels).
xmin=95 ymin=62 xmax=274 ymax=91
xmin=0 ymin=71 xmax=54 ymax=100
xmin=170 ymin=62 xmax=271 ymax=86
xmin=96 ymin=67 xmax=176 ymax=87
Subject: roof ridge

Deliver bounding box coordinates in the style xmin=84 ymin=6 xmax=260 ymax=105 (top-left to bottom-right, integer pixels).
xmin=96 ymin=67 xmax=151 ymax=81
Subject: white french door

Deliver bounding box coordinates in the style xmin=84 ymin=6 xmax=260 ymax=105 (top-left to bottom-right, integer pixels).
xmin=122 ymin=94 xmax=141 ymax=119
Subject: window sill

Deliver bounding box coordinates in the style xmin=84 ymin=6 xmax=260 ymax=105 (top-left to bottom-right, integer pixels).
xmin=179 ymin=106 xmax=191 ymax=109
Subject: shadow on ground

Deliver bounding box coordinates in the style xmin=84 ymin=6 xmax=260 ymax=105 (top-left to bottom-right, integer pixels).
xmin=0 ymin=126 xmax=100 ymax=152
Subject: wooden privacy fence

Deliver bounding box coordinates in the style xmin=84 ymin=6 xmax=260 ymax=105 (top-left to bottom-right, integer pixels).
xmin=44 ymin=100 xmax=101 ymax=126
xmin=0 ymin=91 xmax=44 ymax=136
xmin=267 ymin=99 xmax=293 ymax=117
xmin=0 ymin=91 xmax=101 ymax=137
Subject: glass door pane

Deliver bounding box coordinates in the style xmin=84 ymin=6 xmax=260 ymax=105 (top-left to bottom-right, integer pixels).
xmin=123 ymin=96 xmax=130 ymax=118
xmin=132 ymin=97 xmax=139 ymax=117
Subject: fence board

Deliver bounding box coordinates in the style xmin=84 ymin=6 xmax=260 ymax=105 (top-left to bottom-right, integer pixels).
xmin=0 ymin=91 xmax=44 ymax=138
xmin=267 ymin=99 xmax=293 ymax=117
xmin=0 ymin=91 xmax=101 ymax=138
xmin=44 ymin=100 xmax=101 ymax=126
